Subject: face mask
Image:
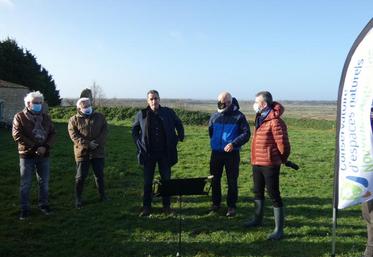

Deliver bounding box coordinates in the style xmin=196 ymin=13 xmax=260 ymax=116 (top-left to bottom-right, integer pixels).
xmin=82 ymin=106 xmax=92 ymax=115
xmin=217 ymin=101 xmax=226 ymax=110
xmin=31 ymin=104 xmax=42 ymax=113
xmin=253 ymin=103 xmax=261 ymax=113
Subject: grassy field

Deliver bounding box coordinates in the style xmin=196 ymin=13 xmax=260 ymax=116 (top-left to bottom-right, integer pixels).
xmin=0 ymin=118 xmax=366 ymax=257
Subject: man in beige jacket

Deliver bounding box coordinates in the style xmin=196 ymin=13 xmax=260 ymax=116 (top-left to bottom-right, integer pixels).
xmin=68 ymin=97 xmax=108 ymax=208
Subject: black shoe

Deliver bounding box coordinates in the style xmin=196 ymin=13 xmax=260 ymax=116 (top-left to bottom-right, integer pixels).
xmin=139 ymin=206 xmax=151 ymax=217
xmin=162 ymin=206 xmax=175 ymax=216
xmin=39 ymin=205 xmax=52 ymax=215
xmin=226 ymin=207 xmax=236 ymax=217
xmin=100 ymin=195 xmax=110 ymax=202
xmin=19 ymin=210 xmax=30 ymax=220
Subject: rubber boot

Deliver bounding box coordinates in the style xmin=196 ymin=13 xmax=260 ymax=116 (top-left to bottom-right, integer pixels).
xmin=244 ymin=200 xmax=264 ymax=228
xmin=267 ymin=207 xmax=284 ymax=240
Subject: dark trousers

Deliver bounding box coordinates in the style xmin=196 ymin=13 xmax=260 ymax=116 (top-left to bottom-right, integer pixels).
xmin=143 ymin=152 xmax=171 ymax=207
xmin=75 ymin=158 xmax=105 ymax=199
xmin=210 ymin=151 xmax=240 ymax=208
xmin=362 ymin=200 xmax=373 ymax=251
xmin=252 ymin=165 xmax=283 ymax=207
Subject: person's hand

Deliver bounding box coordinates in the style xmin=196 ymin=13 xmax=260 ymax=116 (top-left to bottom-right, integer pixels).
xmin=89 ymin=140 xmax=99 ymax=150
xmin=224 ymin=143 xmax=234 ymax=152
xmin=36 ymin=146 xmax=46 ymax=156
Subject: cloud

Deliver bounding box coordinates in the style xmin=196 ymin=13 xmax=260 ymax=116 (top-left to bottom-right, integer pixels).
xmin=0 ymin=0 xmax=14 ymax=9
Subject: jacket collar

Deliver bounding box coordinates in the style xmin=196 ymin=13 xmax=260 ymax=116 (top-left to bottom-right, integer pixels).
xmin=142 ymin=105 xmax=163 ymax=118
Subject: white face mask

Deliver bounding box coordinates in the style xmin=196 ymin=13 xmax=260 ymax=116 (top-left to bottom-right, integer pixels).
xmin=253 ymin=103 xmax=261 ymax=113
xmin=82 ymin=106 xmax=93 ymax=115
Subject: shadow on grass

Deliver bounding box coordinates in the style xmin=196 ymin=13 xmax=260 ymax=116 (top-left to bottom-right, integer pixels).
xmin=109 ymin=239 xmax=356 ymax=257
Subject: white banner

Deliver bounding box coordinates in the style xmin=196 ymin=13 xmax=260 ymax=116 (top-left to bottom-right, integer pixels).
xmin=336 ymin=19 xmax=373 ymax=209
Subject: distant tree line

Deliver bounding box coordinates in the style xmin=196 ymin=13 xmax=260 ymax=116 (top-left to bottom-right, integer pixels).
xmin=49 ymin=106 xmax=211 ymax=126
xmin=48 ymin=105 xmax=336 ymax=129
xmin=0 ymin=38 xmax=61 ymax=106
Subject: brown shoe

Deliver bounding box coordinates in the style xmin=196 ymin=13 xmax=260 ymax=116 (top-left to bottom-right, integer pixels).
xmin=162 ymin=206 xmax=175 ymax=216
xmin=226 ymin=207 xmax=236 ymax=217
xmin=139 ymin=206 xmax=151 ymax=217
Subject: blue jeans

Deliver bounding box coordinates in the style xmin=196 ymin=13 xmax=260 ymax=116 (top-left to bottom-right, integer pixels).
xmin=143 ymin=152 xmax=171 ymax=207
xmin=19 ymin=157 xmax=50 ymax=211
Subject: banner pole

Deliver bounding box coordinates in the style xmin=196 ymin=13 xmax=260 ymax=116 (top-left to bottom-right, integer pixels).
xmin=331 ymin=207 xmax=337 ymax=257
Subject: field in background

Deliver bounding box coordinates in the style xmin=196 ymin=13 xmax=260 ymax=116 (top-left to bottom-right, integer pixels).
xmin=62 ymin=98 xmax=337 ymax=120
xmin=0 ymin=108 xmax=365 ymax=257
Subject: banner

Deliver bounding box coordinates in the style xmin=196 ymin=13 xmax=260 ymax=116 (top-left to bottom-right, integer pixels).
xmin=335 ymin=18 xmax=373 ymax=209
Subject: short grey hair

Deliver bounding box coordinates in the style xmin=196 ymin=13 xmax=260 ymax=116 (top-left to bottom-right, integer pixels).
xmin=256 ymin=91 xmax=273 ymax=106
xmin=147 ymin=90 xmax=159 ymax=98
xmin=24 ymin=91 xmax=44 ymax=107
xmin=76 ymin=97 xmax=91 ymax=108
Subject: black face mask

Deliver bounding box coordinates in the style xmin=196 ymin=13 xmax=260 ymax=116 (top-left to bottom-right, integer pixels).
xmin=217 ymin=101 xmax=226 ymax=110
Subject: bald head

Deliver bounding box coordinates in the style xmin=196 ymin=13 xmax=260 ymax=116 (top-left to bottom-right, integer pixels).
xmin=217 ymin=91 xmax=232 ymax=112
xmin=217 ymin=92 xmax=232 ymax=104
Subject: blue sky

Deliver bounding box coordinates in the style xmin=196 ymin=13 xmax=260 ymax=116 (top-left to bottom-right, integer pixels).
xmin=0 ymin=0 xmax=372 ymax=100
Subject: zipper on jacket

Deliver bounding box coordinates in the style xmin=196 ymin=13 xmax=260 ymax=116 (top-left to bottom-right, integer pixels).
xmin=219 ymin=114 xmax=225 ymax=151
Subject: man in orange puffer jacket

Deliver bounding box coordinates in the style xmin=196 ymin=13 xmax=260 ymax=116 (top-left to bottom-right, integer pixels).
xmin=245 ymin=91 xmax=290 ymax=240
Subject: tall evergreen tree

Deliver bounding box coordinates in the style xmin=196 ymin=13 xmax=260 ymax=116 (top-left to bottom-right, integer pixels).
xmin=0 ymin=38 xmax=61 ymax=106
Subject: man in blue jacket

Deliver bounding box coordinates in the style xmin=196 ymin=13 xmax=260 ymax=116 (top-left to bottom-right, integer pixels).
xmin=132 ymin=90 xmax=184 ymax=217
xmin=209 ymin=92 xmax=250 ymax=217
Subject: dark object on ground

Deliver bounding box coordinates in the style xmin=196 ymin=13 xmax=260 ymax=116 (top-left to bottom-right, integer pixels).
xmin=154 ymin=176 xmax=213 ymax=257
xmin=285 ymin=161 xmax=299 ymax=170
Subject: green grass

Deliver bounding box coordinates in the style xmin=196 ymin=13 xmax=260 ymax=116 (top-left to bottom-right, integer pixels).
xmin=0 ymin=119 xmax=366 ymax=257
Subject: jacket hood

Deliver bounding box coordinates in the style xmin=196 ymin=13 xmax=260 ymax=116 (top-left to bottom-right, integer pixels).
xmin=265 ymin=102 xmax=284 ymax=120
xmin=232 ymin=97 xmax=240 ymax=111
xmin=221 ymin=97 xmax=240 ymax=114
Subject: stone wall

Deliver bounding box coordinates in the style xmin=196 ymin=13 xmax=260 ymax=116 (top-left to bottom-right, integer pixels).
xmin=0 ymin=87 xmax=29 ymax=124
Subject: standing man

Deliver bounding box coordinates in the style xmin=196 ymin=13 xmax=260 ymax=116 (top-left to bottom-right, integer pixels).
xmin=12 ymin=91 xmax=56 ymax=220
xmin=132 ymin=90 xmax=184 ymax=217
xmin=245 ymin=91 xmax=290 ymax=240
xmin=68 ymin=97 xmax=108 ymax=208
xmin=208 ymin=92 xmax=250 ymax=217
